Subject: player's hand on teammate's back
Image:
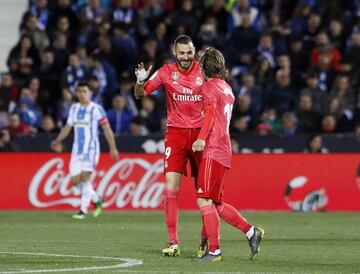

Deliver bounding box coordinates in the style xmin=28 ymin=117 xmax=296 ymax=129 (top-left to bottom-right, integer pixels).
xmin=110 ymin=148 xmax=119 ymax=161
xmin=135 ymin=62 xmax=153 ymax=84
xmin=192 ymin=139 xmax=206 ymax=152
xmin=51 ymin=140 xmax=62 ymax=153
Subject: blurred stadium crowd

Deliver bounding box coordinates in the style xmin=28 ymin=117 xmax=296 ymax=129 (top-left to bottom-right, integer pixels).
xmin=0 ymin=0 xmax=360 ymax=146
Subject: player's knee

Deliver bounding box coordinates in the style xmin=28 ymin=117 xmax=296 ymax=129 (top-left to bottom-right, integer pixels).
xmin=197 ymin=198 xmax=213 ymax=208
xmin=80 ymin=172 xmax=91 ymax=182
xmin=165 ymin=173 xmax=181 ymax=190
xmin=71 ymin=175 xmax=81 ymax=185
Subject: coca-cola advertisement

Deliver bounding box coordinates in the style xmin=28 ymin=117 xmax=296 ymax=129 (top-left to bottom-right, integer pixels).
xmin=1 ymin=153 xmax=360 ymax=211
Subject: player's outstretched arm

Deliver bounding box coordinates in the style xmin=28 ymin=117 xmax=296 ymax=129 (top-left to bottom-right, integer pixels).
xmin=102 ymin=123 xmax=119 ymax=161
xmin=51 ymin=125 xmax=72 ymax=152
xmin=134 ymin=62 xmax=153 ymax=99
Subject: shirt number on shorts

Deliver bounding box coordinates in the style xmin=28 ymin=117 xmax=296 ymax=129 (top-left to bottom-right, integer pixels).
xmin=165 ymin=147 xmax=171 ymax=159
xmin=224 ymin=103 xmax=233 ymax=135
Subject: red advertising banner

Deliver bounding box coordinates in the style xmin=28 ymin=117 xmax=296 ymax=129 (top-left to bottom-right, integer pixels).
xmin=0 ymin=153 xmax=359 ymax=211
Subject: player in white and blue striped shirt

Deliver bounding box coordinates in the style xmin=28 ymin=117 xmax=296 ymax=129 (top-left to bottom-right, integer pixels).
xmin=51 ymin=81 xmax=118 ymax=219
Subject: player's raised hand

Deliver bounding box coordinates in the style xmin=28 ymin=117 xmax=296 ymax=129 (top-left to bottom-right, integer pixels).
xmin=110 ymin=148 xmax=119 ymax=161
xmin=135 ymin=62 xmax=153 ymax=84
xmin=192 ymin=139 xmax=206 ymax=152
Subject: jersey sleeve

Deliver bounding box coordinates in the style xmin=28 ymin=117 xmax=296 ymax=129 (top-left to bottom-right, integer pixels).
xmin=66 ymin=104 xmax=76 ymax=126
xmin=95 ymin=105 xmax=109 ymax=126
xmin=143 ymin=67 xmax=164 ymax=95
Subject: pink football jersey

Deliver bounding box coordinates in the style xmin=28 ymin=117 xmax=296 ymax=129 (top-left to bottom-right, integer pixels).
xmin=144 ymin=61 xmax=204 ymax=128
xmin=201 ymin=78 xmax=235 ymax=168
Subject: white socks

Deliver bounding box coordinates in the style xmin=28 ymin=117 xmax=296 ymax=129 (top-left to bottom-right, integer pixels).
xmin=209 ymin=249 xmax=221 ymax=255
xmin=246 ymin=226 xmax=255 ymax=239
xmin=80 ymin=181 xmax=99 ymax=214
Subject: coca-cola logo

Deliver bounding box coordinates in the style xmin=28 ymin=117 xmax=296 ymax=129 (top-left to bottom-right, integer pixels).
xmin=29 ymin=157 xmax=165 ymax=209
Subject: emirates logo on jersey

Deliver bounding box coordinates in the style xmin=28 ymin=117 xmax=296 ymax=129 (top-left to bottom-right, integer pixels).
xmin=171 ymin=71 xmax=179 ymax=80
xmin=195 ymin=77 xmax=203 ymax=86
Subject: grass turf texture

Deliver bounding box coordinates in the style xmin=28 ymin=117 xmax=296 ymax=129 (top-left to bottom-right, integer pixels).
xmin=0 ymin=211 xmax=360 ymax=273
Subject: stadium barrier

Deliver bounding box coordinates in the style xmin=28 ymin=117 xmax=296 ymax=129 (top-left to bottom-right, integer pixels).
xmin=1 ymin=153 xmax=359 ymax=211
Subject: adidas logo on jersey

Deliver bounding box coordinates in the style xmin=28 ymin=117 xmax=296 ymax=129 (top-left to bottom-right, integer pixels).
xmin=197 ymin=188 xmax=203 ymax=193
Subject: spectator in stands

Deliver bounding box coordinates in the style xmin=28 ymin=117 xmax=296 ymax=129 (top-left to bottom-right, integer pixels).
xmin=259 ymin=107 xmax=282 ymax=135
xmin=255 ymin=32 xmax=276 ymax=68
xmin=310 ymin=31 xmax=341 ymax=72
xmin=288 ymin=36 xmax=310 ymax=81
xmin=0 ymin=73 xmax=19 ymax=113
xmin=138 ymin=0 xmax=165 ymax=37
xmin=321 ymin=113 xmax=337 ymax=133
xmin=8 ymin=113 xmax=33 ymax=136
xmin=313 ymin=51 xmax=336 ymax=92
xmin=303 ymin=134 xmax=329 ymax=153
xmin=229 ymin=10 xmax=259 ymax=65
xmin=296 ymin=94 xmax=321 ymax=133
xmin=250 ymin=56 xmax=274 ymax=89
xmin=20 ymin=14 xmax=50 ymax=53
xmin=56 ymin=87 xmax=73 ymax=127
xmin=107 ymin=94 xmax=133 ymax=135
xmin=300 ymin=70 xmax=327 ymax=113
xmin=38 ymin=114 xmax=57 ymax=134
xmin=301 ymin=12 xmax=322 ymax=50
xmin=64 ymin=53 xmax=87 ymax=93
xmin=166 ymin=0 xmax=199 ymax=38
xmin=236 ymin=72 xmax=263 ymax=113
xmin=328 ymin=19 xmax=346 ymax=53
xmin=329 ymin=75 xmax=356 ymax=112
xmin=21 ymin=0 xmax=50 ymax=31
xmin=0 ymin=129 xmax=19 ymax=152
xmin=228 ymin=0 xmax=259 ymax=30
xmin=112 ymin=0 xmax=139 ymax=34
xmin=255 ymin=122 xmax=273 ymax=136
xmin=265 ymin=69 xmax=297 ymax=115
xmin=280 ymin=112 xmax=298 ymax=137
xmin=266 ymin=11 xmax=291 ymax=54
xmin=232 ymin=94 xmax=259 ymax=131
xmin=129 ymin=116 xmax=148 ymax=136
xmin=51 ymin=16 xmax=77 ymax=51
xmin=345 ymin=32 xmax=360 ymax=73
xmin=16 ymin=95 xmax=42 ymax=128
xmin=196 ymin=17 xmax=225 ymax=50
xmin=78 ymin=0 xmax=110 ymax=45
xmin=51 ymin=33 xmax=71 ymax=70
xmin=89 ymin=50 xmax=117 ymax=94
xmin=202 ymin=0 xmax=228 ymax=35
xmin=231 ymin=116 xmax=250 ymax=134
xmin=138 ymin=95 xmax=161 ymax=133
xmin=48 ymin=0 xmax=79 ymax=35
xmin=7 ymin=35 xmax=40 ymax=80
xmin=112 ymin=23 xmax=138 ymax=73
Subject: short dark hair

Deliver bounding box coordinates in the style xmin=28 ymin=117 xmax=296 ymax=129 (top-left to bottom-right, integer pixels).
xmin=174 ymin=35 xmax=193 ymax=47
xmin=76 ymin=80 xmax=90 ymax=89
xmin=199 ymin=47 xmax=228 ymax=79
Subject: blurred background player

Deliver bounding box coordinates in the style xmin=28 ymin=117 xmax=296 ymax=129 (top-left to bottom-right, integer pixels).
xmin=192 ymin=47 xmax=264 ymax=262
xmin=134 ymin=35 xmax=204 ymax=256
xmin=51 ymin=81 xmax=118 ymax=219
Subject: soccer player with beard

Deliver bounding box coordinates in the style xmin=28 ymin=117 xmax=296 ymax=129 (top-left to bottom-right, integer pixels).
xmin=192 ymin=48 xmax=265 ymax=262
xmin=134 ymin=35 xmax=204 ymax=256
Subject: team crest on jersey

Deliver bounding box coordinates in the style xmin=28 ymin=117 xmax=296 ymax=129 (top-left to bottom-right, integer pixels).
xmin=195 ymin=77 xmax=203 ymax=86
xmin=171 ymin=71 xmax=179 ymax=81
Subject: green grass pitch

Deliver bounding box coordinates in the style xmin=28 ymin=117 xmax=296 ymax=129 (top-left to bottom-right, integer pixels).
xmin=1 ymin=211 xmax=360 ymax=273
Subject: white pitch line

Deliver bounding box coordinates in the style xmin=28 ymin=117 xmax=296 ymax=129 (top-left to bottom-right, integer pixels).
xmin=0 ymin=251 xmax=143 ymax=273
